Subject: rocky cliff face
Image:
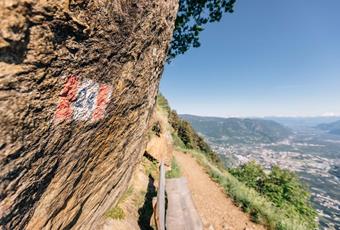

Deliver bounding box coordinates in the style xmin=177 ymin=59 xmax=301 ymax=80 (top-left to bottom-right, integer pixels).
xmin=0 ymin=0 xmax=178 ymax=229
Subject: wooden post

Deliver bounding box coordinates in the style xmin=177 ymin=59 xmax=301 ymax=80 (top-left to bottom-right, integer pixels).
xmin=156 ymin=161 xmax=166 ymax=230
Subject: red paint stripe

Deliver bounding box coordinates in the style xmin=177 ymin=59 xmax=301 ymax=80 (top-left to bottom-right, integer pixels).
xmin=92 ymin=84 xmax=112 ymax=122
xmin=54 ymin=75 xmax=78 ymax=123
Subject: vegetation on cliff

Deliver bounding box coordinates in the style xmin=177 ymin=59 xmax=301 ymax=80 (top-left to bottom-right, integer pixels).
xmin=157 ymin=94 xmax=221 ymax=165
xmin=157 ymin=94 xmax=318 ymax=230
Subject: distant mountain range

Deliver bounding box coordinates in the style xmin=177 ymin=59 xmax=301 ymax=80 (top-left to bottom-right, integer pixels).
xmin=267 ymin=116 xmax=340 ymax=128
xmin=316 ymin=120 xmax=340 ymax=135
xmin=180 ymin=114 xmax=292 ymax=144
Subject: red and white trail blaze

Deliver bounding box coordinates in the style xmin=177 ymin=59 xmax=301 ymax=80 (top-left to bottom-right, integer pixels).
xmin=54 ymin=75 xmax=112 ymax=123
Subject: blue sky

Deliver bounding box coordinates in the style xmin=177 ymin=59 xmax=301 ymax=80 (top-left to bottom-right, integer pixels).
xmin=160 ymin=0 xmax=340 ymax=117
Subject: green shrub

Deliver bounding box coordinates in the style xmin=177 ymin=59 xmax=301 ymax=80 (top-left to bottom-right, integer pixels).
xmin=229 ymin=161 xmax=266 ymax=190
xmin=229 ymin=162 xmax=317 ymax=228
xmin=157 ymin=93 xmax=171 ymax=116
xmin=166 ymin=157 xmax=181 ymax=178
xmin=142 ymin=157 xmax=159 ymax=180
xmin=106 ymin=206 xmax=125 ymax=220
xmin=105 ymin=187 xmax=134 ymax=220
xmin=171 ymin=132 xmax=186 ymax=149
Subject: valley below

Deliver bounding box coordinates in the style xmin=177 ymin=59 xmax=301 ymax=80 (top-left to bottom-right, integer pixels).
xmin=182 ymin=115 xmax=340 ymax=229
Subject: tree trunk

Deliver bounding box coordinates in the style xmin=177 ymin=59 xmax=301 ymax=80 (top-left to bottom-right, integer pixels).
xmin=0 ymin=0 xmax=178 ymax=229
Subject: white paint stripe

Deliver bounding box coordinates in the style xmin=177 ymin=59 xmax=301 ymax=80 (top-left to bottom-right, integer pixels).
xmin=73 ymin=79 xmax=99 ymax=121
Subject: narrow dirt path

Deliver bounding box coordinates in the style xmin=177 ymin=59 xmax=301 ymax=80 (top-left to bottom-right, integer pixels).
xmin=174 ymin=151 xmax=266 ymax=230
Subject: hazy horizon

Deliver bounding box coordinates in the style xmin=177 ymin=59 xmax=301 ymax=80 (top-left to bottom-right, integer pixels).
xmin=179 ymin=113 xmax=340 ymax=119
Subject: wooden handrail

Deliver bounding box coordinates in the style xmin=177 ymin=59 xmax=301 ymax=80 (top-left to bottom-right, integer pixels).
xmin=155 ymin=161 xmax=166 ymax=230
xmin=154 ymin=161 xmax=203 ymax=230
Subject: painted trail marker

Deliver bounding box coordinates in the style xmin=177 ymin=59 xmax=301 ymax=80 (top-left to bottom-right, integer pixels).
xmin=55 ymin=75 xmax=112 ymax=123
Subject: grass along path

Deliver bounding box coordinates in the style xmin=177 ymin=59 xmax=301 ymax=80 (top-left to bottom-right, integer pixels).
xmin=174 ymin=151 xmax=266 ymax=230
xmin=177 ymin=147 xmax=313 ymax=230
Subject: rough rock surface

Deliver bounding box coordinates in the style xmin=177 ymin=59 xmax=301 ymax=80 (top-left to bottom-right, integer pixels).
xmin=0 ymin=0 xmax=178 ymax=229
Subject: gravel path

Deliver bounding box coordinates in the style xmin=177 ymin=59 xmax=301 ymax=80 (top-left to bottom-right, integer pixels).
xmin=174 ymin=151 xmax=266 ymax=230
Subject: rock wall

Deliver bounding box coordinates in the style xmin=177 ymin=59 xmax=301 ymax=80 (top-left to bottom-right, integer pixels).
xmin=0 ymin=0 xmax=178 ymax=229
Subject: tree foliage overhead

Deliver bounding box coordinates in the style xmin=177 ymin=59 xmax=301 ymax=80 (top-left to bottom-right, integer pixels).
xmin=168 ymin=0 xmax=236 ymax=61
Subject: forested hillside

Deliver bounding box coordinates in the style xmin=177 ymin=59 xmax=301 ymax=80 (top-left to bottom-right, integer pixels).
xmin=317 ymin=120 xmax=340 ymax=135
xmin=181 ymin=114 xmax=292 ymax=144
